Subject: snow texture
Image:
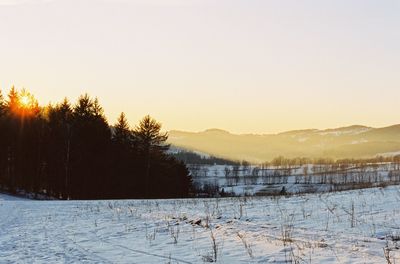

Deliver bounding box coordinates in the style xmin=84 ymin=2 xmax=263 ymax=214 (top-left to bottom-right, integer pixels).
xmin=189 ymin=163 xmax=399 ymax=196
xmin=1 ymin=186 xmax=400 ymax=263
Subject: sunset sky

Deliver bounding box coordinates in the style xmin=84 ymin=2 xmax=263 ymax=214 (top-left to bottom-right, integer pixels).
xmin=1 ymin=0 xmax=399 ymax=134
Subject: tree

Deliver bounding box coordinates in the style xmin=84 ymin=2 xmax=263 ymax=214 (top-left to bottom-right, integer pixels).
xmin=46 ymin=99 xmax=73 ymax=198
xmin=2 ymin=88 xmax=45 ymax=194
xmin=73 ymin=94 xmax=92 ymax=118
xmin=134 ymin=115 xmax=169 ymax=154
xmin=0 ymin=89 xmax=192 ymax=199
xmin=113 ymin=112 xmax=132 ymax=146
xmin=7 ymin=86 xmax=19 ymax=114
xmin=0 ymin=89 xmax=5 ymax=116
xmin=18 ymin=89 xmax=40 ymax=117
xmin=93 ymin=97 xmax=104 ymax=119
xmin=0 ymin=90 xmax=7 ymax=188
xmin=133 ymin=115 xmax=169 ymax=197
xmin=70 ymin=94 xmax=111 ymax=199
xmin=111 ymin=112 xmax=135 ymax=198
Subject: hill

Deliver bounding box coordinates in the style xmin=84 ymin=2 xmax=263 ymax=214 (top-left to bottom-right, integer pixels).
xmin=168 ymin=125 xmax=400 ymax=162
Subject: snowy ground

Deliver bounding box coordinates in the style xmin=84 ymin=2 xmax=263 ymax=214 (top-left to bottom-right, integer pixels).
xmin=189 ymin=163 xmax=400 ymax=196
xmin=1 ymin=187 xmax=400 ymax=263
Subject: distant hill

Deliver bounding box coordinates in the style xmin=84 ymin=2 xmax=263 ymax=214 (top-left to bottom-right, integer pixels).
xmin=168 ymin=125 xmax=400 ymax=162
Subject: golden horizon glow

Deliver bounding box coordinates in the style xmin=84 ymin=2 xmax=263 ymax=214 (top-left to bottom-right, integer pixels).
xmin=1 ymin=1 xmax=400 ymax=134
xmin=9 ymin=89 xmax=39 ymax=117
xmin=2 ymin=86 xmax=400 ymax=134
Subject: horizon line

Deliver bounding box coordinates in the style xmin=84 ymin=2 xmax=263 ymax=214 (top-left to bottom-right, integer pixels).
xmin=168 ymin=123 xmax=400 ymax=136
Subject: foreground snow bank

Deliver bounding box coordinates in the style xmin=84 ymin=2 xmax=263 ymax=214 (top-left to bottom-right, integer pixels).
xmin=0 ymin=192 xmax=28 ymax=201
xmin=1 ymin=187 xmax=400 ymax=263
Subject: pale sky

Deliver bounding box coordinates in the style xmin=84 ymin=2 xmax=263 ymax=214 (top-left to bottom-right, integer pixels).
xmin=1 ymin=0 xmax=399 ymax=134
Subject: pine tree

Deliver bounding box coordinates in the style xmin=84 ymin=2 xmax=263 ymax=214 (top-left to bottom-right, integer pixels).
xmin=111 ymin=112 xmax=135 ymax=198
xmin=46 ymin=99 xmax=73 ymax=198
xmin=59 ymin=98 xmax=73 ymax=122
xmin=134 ymin=115 xmax=169 ymax=154
xmin=7 ymin=86 xmax=19 ymax=114
xmin=93 ymin=98 xmax=104 ymax=119
xmin=0 ymin=90 xmax=192 ymax=199
xmin=71 ymin=94 xmax=111 ymax=199
xmin=0 ymin=89 xmax=5 ymax=118
xmin=18 ymin=88 xmax=40 ymax=117
xmin=0 ymin=89 xmax=6 ymax=188
xmin=134 ymin=115 xmax=169 ymax=197
xmin=113 ymin=112 xmax=131 ymax=146
xmin=73 ymin=94 xmax=93 ymax=118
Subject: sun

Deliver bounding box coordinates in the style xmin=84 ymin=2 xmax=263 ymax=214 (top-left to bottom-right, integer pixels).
xmin=13 ymin=89 xmax=39 ymax=116
xmin=20 ymin=95 xmax=31 ymax=108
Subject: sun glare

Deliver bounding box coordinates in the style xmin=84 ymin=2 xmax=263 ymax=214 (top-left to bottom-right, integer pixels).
xmin=20 ymin=95 xmax=31 ymax=107
xmin=13 ymin=90 xmax=39 ymax=116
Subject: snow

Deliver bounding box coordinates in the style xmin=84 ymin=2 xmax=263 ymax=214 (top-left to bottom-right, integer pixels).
xmin=0 ymin=193 xmax=27 ymax=201
xmin=189 ymin=163 xmax=400 ymax=196
xmin=318 ymin=127 xmax=372 ymax=136
xmin=1 ymin=186 xmax=400 ymax=263
xmin=377 ymin=151 xmax=400 ymax=157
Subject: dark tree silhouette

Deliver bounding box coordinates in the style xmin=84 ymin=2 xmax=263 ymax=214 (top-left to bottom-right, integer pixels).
xmin=111 ymin=112 xmax=137 ymax=198
xmin=134 ymin=115 xmax=170 ymax=197
xmin=7 ymin=86 xmax=19 ymax=115
xmin=134 ymin=115 xmax=169 ymax=153
xmin=0 ymin=90 xmax=5 ymax=116
xmin=0 ymin=90 xmax=7 ymax=190
xmin=70 ymin=94 xmax=111 ymax=199
xmin=0 ymin=88 xmax=192 ymax=199
xmin=171 ymin=150 xmax=240 ymax=166
xmin=113 ymin=113 xmax=132 ymax=147
xmin=46 ymin=99 xmax=73 ymax=198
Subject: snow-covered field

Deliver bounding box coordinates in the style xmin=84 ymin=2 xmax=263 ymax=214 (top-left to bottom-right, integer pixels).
xmin=1 ymin=186 xmax=400 ymax=263
xmin=189 ymin=163 xmax=400 ymax=196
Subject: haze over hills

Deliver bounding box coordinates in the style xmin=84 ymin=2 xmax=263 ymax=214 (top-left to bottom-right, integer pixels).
xmin=168 ymin=125 xmax=400 ymax=163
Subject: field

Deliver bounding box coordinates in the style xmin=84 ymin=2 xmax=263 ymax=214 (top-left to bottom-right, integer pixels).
xmin=189 ymin=163 xmax=400 ymax=196
xmin=1 ymin=186 xmax=400 ymax=263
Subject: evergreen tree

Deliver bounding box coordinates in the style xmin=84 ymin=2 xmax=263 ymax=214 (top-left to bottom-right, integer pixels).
xmin=134 ymin=115 xmax=169 ymax=153
xmin=71 ymin=95 xmax=111 ymax=199
xmin=0 ymin=90 xmax=7 ymax=188
xmin=0 ymin=88 xmax=192 ymax=199
xmin=134 ymin=115 xmax=169 ymax=197
xmin=111 ymin=113 xmax=136 ymax=198
xmin=7 ymin=86 xmax=19 ymax=115
xmin=46 ymin=99 xmax=73 ymax=198
xmin=18 ymin=89 xmax=40 ymax=117
xmin=0 ymin=89 xmax=5 ymax=116
xmin=113 ymin=113 xmax=131 ymax=145
xmin=93 ymin=98 xmax=104 ymax=118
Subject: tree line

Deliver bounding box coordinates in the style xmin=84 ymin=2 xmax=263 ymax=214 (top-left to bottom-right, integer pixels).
xmin=265 ymin=155 xmax=400 ymax=168
xmin=0 ymin=87 xmax=192 ymax=199
xmin=170 ymin=150 xmax=241 ymax=166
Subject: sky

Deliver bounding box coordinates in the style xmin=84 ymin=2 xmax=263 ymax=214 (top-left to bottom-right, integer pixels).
xmin=1 ymin=0 xmax=399 ymax=134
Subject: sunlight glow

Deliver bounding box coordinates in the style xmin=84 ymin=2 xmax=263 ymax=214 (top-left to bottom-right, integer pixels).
xmin=1 ymin=1 xmax=400 ymax=133
xmin=13 ymin=89 xmax=39 ymax=117
xmin=20 ymin=95 xmax=31 ymax=108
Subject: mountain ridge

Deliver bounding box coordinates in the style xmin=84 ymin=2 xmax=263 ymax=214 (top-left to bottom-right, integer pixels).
xmin=168 ymin=124 xmax=400 ymax=162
